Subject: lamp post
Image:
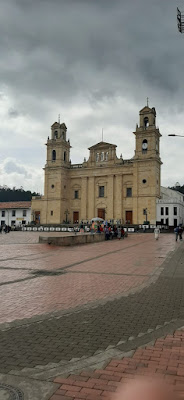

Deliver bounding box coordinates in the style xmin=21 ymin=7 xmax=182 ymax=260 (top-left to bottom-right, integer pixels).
xmin=168 ymin=134 xmax=184 ymax=137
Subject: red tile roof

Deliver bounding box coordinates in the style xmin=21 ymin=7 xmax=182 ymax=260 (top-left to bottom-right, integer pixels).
xmin=0 ymin=202 xmax=31 ymax=209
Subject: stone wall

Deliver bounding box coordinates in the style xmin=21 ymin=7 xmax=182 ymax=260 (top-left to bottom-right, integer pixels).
xmin=39 ymin=233 xmax=105 ymax=246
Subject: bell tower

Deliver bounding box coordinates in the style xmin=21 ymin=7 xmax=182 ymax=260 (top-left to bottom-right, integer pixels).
xmin=43 ymin=120 xmax=71 ymax=224
xmin=46 ymin=122 xmax=71 ymax=167
xmin=133 ymin=105 xmax=162 ymax=224
xmin=134 ymin=106 xmax=161 ymax=160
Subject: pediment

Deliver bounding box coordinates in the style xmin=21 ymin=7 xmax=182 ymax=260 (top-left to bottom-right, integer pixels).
xmin=88 ymin=141 xmax=117 ymax=150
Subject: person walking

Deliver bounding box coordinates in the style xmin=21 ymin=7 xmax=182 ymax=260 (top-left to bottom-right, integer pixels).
xmin=154 ymin=227 xmax=160 ymax=240
xmin=174 ymin=226 xmax=179 ymax=241
xmin=105 ymin=226 xmax=110 ymax=240
xmin=117 ymin=226 xmax=121 ymax=240
xmin=121 ymin=227 xmax=125 ymax=239
xmin=179 ymin=225 xmax=183 ymax=241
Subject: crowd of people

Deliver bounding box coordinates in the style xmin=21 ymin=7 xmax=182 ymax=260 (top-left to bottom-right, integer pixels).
xmin=0 ymin=224 xmax=11 ymax=234
xmin=95 ymin=224 xmax=126 ymax=240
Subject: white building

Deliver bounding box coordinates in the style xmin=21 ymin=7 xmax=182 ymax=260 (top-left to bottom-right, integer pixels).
xmin=0 ymin=202 xmax=31 ymax=227
xmin=157 ymin=187 xmax=184 ymax=227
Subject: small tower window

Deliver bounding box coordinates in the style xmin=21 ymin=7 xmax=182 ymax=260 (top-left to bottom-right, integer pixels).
xmin=54 ymin=130 xmax=58 ymax=139
xmin=74 ymin=190 xmax=79 ymax=199
xmin=144 ymin=117 xmax=149 ymax=129
xmin=126 ymin=188 xmax=132 ymax=197
xmin=99 ymin=186 xmax=105 ymax=198
xmin=101 ymin=152 xmax=104 ymax=161
xmin=64 ymin=151 xmax=66 ymax=162
xmin=105 ymin=152 xmax=108 ymax=161
xmin=52 ymin=150 xmax=56 ymax=161
xmin=96 ymin=153 xmax=99 ymax=162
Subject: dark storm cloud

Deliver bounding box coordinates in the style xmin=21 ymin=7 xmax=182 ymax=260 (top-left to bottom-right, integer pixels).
xmin=0 ymin=0 xmax=184 ymax=189
xmin=0 ymin=0 xmax=182 ymax=108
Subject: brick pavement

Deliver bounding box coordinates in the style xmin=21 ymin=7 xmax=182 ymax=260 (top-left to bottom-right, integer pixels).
xmin=0 ymin=232 xmax=184 ymax=400
xmin=51 ymin=329 xmax=184 ymax=400
xmin=0 ymin=238 xmax=183 ymax=376
xmin=0 ymin=232 xmax=177 ymax=324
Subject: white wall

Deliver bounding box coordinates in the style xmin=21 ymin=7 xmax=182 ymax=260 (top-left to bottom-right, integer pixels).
xmin=0 ymin=208 xmax=31 ymax=226
xmin=157 ymin=187 xmax=184 ymax=226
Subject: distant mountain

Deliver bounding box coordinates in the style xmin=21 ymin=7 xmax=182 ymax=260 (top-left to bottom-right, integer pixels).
xmin=0 ymin=186 xmax=40 ymax=202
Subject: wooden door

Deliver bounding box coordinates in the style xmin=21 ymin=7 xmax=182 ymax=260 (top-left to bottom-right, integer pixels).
xmin=98 ymin=209 xmax=105 ymax=220
xmin=126 ymin=211 xmax=133 ymax=224
xmin=73 ymin=211 xmax=79 ymax=224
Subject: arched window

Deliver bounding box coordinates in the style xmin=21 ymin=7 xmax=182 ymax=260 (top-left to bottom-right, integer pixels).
xmin=52 ymin=150 xmax=56 ymax=161
xmin=144 ymin=117 xmax=149 ymax=129
xmin=96 ymin=153 xmax=99 ymax=162
xmin=105 ymin=152 xmax=108 ymax=161
xmin=54 ymin=130 xmax=58 ymax=139
xmin=64 ymin=151 xmax=66 ymax=162
xmin=101 ymin=152 xmax=104 ymax=161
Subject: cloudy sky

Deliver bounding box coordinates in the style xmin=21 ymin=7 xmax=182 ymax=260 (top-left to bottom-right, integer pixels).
xmin=0 ymin=0 xmax=184 ymax=193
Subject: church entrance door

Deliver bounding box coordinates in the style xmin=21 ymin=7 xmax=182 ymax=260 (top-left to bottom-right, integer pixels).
xmin=98 ymin=208 xmax=105 ymax=220
xmin=73 ymin=211 xmax=79 ymax=224
xmin=126 ymin=211 xmax=133 ymax=224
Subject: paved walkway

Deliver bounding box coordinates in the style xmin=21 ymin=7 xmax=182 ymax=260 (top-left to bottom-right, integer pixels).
xmin=0 ymin=232 xmax=184 ymax=399
xmin=0 ymin=232 xmax=176 ymax=325
xmin=51 ymin=329 xmax=184 ymax=400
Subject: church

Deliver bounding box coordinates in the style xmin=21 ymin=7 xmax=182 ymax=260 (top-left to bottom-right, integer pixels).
xmin=31 ymin=105 xmax=162 ymax=225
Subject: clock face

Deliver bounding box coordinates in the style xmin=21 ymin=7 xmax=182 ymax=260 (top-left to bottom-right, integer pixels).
xmin=142 ymin=142 xmax=148 ymax=150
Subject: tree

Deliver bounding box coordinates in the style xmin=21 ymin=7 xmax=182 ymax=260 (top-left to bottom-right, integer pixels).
xmin=0 ymin=186 xmax=40 ymax=202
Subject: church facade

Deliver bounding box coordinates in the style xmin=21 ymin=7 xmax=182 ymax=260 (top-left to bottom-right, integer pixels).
xmin=31 ymin=105 xmax=162 ymax=225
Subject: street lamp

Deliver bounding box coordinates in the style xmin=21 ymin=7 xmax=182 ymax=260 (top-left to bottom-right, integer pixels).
xmin=168 ymin=134 xmax=184 ymax=137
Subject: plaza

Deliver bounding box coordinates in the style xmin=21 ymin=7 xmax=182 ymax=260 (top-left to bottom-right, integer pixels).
xmin=0 ymin=231 xmax=184 ymax=399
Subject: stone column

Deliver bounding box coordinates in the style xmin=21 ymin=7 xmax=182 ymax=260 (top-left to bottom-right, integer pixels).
xmin=88 ymin=176 xmax=95 ymax=219
xmin=114 ymin=175 xmax=122 ymax=221
xmin=132 ymin=163 xmax=138 ymax=224
xmin=81 ymin=177 xmax=87 ymax=220
xmin=107 ymin=175 xmax=114 ymax=220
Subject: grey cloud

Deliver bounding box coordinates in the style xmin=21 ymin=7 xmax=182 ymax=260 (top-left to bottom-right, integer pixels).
xmin=0 ymin=0 xmax=183 ymax=189
xmin=4 ymin=161 xmax=32 ymax=179
xmin=8 ymin=108 xmax=20 ymax=118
